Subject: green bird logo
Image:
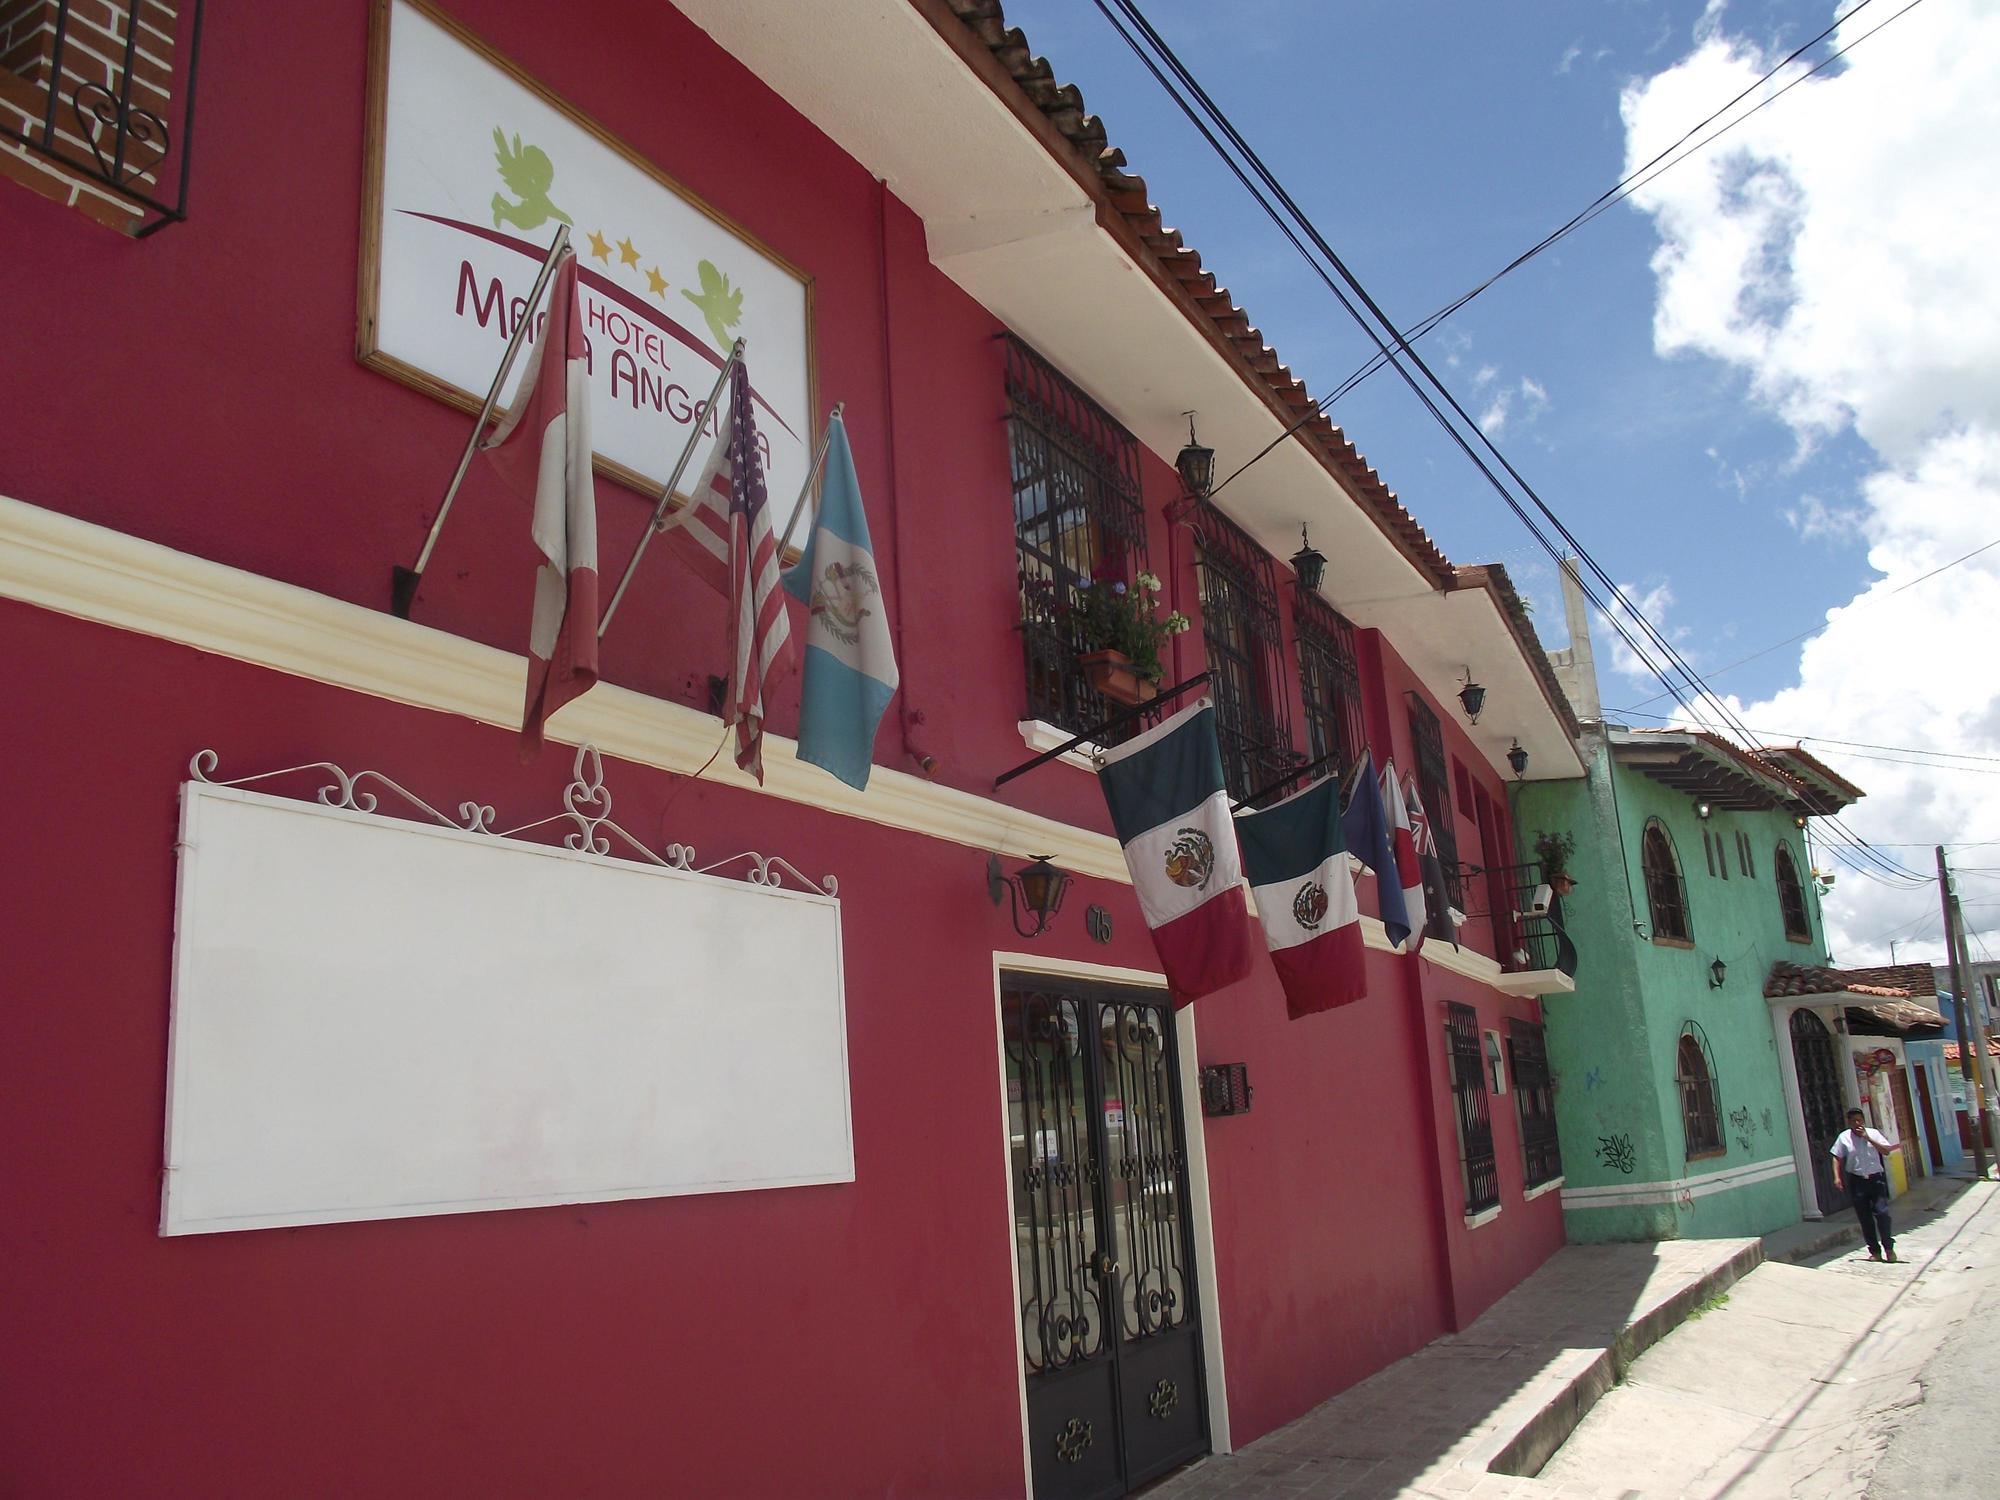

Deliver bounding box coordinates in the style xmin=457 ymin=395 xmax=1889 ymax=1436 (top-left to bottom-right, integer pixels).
xmin=490 ymin=128 xmax=572 ymax=233
xmin=683 ymin=260 xmax=744 ymax=350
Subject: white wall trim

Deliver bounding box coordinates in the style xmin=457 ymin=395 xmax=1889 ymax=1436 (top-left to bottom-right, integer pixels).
xmin=1522 ymin=1175 xmax=1565 ymax=1203
xmin=1016 ymin=719 xmax=1102 ymax=772
xmin=1560 ymin=1154 xmax=1797 ymax=1211
xmin=1463 ymin=1204 xmax=1503 ymax=1229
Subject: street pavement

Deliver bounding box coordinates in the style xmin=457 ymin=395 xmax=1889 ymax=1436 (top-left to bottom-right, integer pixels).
xmin=1537 ymin=1177 xmax=1997 ymax=1498
xmin=1148 ymin=1177 xmax=1995 ymax=1499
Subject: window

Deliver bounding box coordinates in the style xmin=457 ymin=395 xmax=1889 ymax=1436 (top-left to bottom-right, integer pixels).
xmin=0 ymin=0 xmax=198 ymax=234
xmin=1446 ymin=1003 xmax=1500 ymax=1214
xmin=1194 ymin=502 xmax=1295 ymax=803
xmin=1293 ymin=591 xmax=1366 ymax=780
xmin=1509 ymin=1020 xmax=1563 ymax=1189
xmin=1702 ymin=830 xmax=1716 ymax=878
xmin=1408 ymin=698 xmax=1463 ymax=936
xmin=1642 ymin=819 xmax=1692 ymax=943
xmin=1775 ymin=843 xmax=1812 ymax=942
xmin=1007 ymin=337 xmax=1148 ymax=736
xmin=1677 ymin=1030 xmax=1724 ymax=1160
xmin=1738 ymin=831 xmax=1755 ymax=878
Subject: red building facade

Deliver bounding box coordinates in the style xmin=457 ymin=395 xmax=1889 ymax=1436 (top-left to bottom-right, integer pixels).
xmin=0 ymin=3 xmax=1581 ymax=1495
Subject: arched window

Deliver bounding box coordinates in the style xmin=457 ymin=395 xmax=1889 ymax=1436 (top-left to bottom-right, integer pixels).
xmin=1677 ymin=1031 xmax=1724 ymax=1159
xmin=1775 ymin=843 xmax=1812 ymax=942
xmin=1641 ymin=819 xmax=1691 ymax=943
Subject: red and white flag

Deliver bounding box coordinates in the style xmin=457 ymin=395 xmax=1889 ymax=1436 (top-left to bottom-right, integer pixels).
xmin=1380 ymin=759 xmax=1428 ymax=952
xmin=479 ymin=249 xmax=598 ymax=755
xmin=663 ymin=360 xmax=794 ymax=781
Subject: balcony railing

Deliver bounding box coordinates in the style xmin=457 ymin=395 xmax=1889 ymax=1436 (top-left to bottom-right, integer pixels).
xmin=1459 ymin=859 xmax=1578 ymax=979
xmin=0 ymin=0 xmax=203 ymax=235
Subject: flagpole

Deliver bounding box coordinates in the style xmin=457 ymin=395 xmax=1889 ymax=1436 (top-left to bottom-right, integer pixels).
xmin=597 ymin=337 xmax=745 ymax=640
xmin=392 ymin=223 xmax=571 ymax=619
xmin=777 ymin=401 xmax=844 ymax=557
xmin=1233 ymin=745 xmax=1345 ymax=811
xmin=991 ymin=672 xmax=1211 ymax=790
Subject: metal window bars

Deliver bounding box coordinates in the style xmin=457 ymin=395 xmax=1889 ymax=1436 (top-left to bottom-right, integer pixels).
xmin=1193 ymin=501 xmax=1297 ymax=805
xmin=1446 ymin=1002 xmax=1500 ymax=1214
xmin=1005 ymin=335 xmax=1148 ymax=738
xmin=1507 ymin=1020 xmax=1563 ymax=1188
xmin=1293 ymin=590 xmax=1366 ymax=784
xmin=0 ymin=0 xmax=204 ymax=235
xmin=1642 ymin=820 xmax=1692 ymax=941
xmin=1408 ymin=697 xmax=1465 ymax=930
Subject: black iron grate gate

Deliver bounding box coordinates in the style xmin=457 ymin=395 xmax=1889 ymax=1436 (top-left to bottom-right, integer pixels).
xmin=1004 ymin=978 xmax=1208 ymax=1500
xmin=1791 ymin=1009 xmax=1846 ymax=1214
xmin=1507 ymin=1020 xmax=1563 ymax=1189
xmin=1447 ymin=1002 xmax=1500 ymax=1214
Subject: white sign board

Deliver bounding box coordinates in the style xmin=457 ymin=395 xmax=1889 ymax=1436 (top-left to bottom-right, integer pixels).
xmin=361 ymin=0 xmax=815 ymax=529
xmin=163 ymin=784 xmax=852 ymax=1235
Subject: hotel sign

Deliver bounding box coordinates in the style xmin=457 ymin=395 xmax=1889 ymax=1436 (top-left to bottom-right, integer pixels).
xmin=358 ymin=0 xmax=816 ymax=520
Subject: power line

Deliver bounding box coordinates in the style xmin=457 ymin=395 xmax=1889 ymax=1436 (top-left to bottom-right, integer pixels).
xmin=1095 ymin=0 xmax=1935 ymax=890
xmin=1599 ymin=705 xmax=2000 ymax=766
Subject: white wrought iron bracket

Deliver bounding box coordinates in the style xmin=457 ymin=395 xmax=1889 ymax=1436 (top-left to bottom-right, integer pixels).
xmin=187 ymin=743 xmax=837 ymax=897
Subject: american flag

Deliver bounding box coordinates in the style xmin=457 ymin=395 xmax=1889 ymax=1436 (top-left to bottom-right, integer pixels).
xmin=664 ymin=360 xmax=793 ymax=781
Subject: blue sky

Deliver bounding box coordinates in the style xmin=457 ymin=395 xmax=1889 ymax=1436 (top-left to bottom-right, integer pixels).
xmin=998 ymin=0 xmax=2000 ymax=963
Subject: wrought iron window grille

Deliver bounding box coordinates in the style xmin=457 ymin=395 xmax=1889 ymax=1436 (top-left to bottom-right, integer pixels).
xmin=1456 ymin=859 xmax=1579 ymax=978
xmin=1446 ymin=1002 xmax=1500 ymax=1214
xmin=1406 ymin=695 xmax=1465 ymax=932
xmin=1642 ymin=818 xmax=1693 ymax=942
xmin=1192 ymin=501 xmax=1296 ymax=804
xmin=186 ymin=743 xmax=837 ymax=897
xmin=1005 ymin=335 xmax=1149 ymax=739
xmin=1775 ymin=843 xmax=1812 ymax=941
xmin=1293 ymin=590 xmax=1366 ymax=785
xmin=1677 ymin=1024 xmax=1725 ymax=1160
xmin=0 ymin=0 xmax=204 ymax=235
xmin=1507 ymin=1020 xmax=1563 ymax=1188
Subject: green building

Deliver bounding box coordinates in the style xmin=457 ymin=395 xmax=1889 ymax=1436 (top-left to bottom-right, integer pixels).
xmin=1511 ymin=564 xmax=1859 ymax=1242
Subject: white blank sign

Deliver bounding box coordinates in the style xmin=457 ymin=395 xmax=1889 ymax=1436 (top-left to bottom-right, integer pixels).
xmin=163 ymin=784 xmax=851 ymax=1235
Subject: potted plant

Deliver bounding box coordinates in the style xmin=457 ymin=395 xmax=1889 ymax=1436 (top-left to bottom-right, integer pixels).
xmin=1534 ymin=830 xmax=1577 ymax=897
xmin=1066 ymin=571 xmax=1192 ymax=707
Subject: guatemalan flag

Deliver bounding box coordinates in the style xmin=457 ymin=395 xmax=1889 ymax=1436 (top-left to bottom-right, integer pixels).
xmin=780 ymin=413 xmax=899 ymax=790
xmin=1340 ymin=751 xmax=1413 ymax=952
xmin=1097 ymin=701 xmax=1254 ymax=1007
xmin=1380 ymin=759 xmax=1428 ymax=952
xmin=1235 ymin=776 xmax=1366 ymax=1017
xmin=478 ymin=247 xmax=597 ymax=756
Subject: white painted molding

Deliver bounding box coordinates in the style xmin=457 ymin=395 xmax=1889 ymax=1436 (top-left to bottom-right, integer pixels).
xmin=1493 ymin=968 xmax=1577 ymax=998
xmin=1522 ymin=1176 xmax=1565 ymax=1203
xmin=1463 ymin=1204 xmax=1503 ymax=1230
xmin=1560 ymin=1155 xmax=1797 ymax=1211
xmin=0 ymin=494 xmax=1135 ymax=879
xmin=1015 ymin=718 xmax=1102 ymax=772
xmin=0 ymin=495 xmax=1540 ymax=991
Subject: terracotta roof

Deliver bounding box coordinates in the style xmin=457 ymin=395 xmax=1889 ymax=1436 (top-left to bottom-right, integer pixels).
xmin=1944 ymin=1038 xmax=2000 ymax=1062
xmin=1766 ymin=960 xmax=1921 ymax=1000
xmin=1615 ymin=728 xmax=1819 ymax=813
xmin=936 ymin=0 xmax=1456 ymax=591
xmin=1837 ymin=963 xmax=1937 ymax=997
xmin=1454 ymin=563 xmax=1582 ymax=741
xmin=1758 ymin=746 xmax=1866 ymax=814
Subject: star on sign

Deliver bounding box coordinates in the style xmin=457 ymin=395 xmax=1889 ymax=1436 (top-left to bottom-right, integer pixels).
xmin=586 ymin=229 xmax=612 ymax=262
xmin=617 ymin=236 xmax=641 ymax=268
xmin=645 ymin=266 xmax=668 ymax=299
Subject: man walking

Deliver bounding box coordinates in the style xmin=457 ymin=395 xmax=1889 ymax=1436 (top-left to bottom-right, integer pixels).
xmin=1831 ymin=1107 xmax=1899 ymax=1262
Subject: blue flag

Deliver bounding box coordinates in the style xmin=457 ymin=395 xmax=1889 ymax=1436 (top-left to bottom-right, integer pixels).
xmin=780 ymin=414 xmax=899 ymax=789
xmin=1339 ymin=751 xmax=1413 ymax=951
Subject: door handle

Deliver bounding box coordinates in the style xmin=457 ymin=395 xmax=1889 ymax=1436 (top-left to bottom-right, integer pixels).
xmin=1090 ymin=1248 xmax=1119 ymax=1279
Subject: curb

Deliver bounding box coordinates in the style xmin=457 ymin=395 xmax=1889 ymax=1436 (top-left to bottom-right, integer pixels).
xmin=1487 ymin=1238 xmax=1766 ymax=1478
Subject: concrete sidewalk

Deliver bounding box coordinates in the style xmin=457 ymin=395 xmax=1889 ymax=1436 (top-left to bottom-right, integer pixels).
xmin=1147 ymin=1237 xmax=1764 ymax=1500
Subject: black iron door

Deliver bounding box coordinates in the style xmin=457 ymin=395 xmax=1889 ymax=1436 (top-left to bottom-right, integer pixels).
xmin=1004 ymin=978 xmax=1207 ymax=1500
xmin=1791 ymin=1010 xmax=1845 ymax=1214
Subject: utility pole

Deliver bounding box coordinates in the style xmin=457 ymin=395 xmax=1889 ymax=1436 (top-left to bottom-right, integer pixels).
xmin=1938 ymin=845 xmax=1991 ymax=1179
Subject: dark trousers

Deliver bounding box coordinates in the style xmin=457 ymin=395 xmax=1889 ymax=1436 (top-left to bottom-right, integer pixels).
xmin=1848 ymin=1173 xmax=1893 ymax=1252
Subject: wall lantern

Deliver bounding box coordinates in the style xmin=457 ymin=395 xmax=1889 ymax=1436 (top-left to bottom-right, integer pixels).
xmin=1709 ymin=956 xmax=1728 ymax=989
xmin=1175 ymin=412 xmax=1215 ymax=500
xmin=988 ymin=853 xmax=1071 ymax=939
xmin=1507 ymin=740 xmax=1529 ymax=778
xmin=1290 ymin=525 xmax=1327 ymax=596
xmin=1457 ymin=668 xmax=1486 ymax=725
xmin=1695 ymin=801 xmax=1713 ymax=821
xmin=1794 ymin=814 xmax=1808 ymax=828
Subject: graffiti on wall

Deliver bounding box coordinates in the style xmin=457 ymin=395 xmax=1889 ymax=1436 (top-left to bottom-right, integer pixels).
xmin=1595 ymin=1133 xmax=1637 ymax=1175
xmin=1729 ymin=1106 xmax=1757 ymax=1153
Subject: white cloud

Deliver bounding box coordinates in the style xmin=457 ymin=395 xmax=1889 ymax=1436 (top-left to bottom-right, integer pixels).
xmin=1621 ymin=0 xmax=2000 ymax=964
xmin=1557 ymin=42 xmax=1583 ymax=75
xmin=1479 ymin=392 xmax=1511 ymax=435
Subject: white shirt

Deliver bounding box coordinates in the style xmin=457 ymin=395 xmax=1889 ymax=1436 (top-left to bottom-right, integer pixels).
xmin=1832 ymin=1127 xmax=1892 ymax=1178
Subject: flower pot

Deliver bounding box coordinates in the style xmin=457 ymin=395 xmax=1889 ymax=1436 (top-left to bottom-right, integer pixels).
xmin=1078 ymin=649 xmax=1160 ymax=708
